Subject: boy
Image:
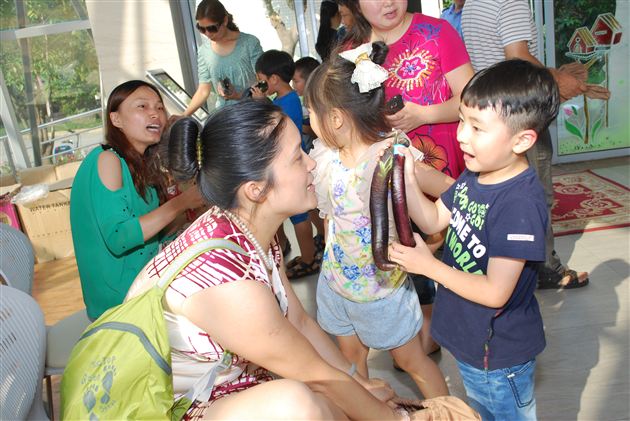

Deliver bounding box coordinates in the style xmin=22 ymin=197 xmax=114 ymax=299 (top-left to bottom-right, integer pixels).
xmin=252 ymin=50 xmax=321 ymax=279
xmin=389 ymin=59 xmax=559 ymax=420
xmin=292 ymin=57 xmax=320 ymax=151
xmin=252 ymin=50 xmax=303 ymax=139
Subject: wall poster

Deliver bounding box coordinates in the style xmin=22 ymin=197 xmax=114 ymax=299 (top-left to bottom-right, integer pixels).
xmin=553 ymin=0 xmax=629 ymax=160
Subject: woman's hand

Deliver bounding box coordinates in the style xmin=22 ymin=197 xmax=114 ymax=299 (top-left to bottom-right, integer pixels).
xmin=387 ymin=102 xmax=425 ymax=133
xmin=389 ymin=233 xmax=435 ymax=276
xmin=168 ymin=114 xmax=184 ymax=125
xmin=363 ymin=377 xmax=396 ymax=404
xmin=216 ymin=83 xmax=241 ymax=100
xmin=177 ymin=184 xmax=205 ymax=211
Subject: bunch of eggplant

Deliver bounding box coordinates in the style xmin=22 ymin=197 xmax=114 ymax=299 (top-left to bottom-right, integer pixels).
xmin=370 ymin=138 xmax=416 ymax=271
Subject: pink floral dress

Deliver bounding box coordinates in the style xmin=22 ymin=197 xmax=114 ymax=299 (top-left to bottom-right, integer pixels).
xmin=384 ymin=13 xmax=470 ymax=178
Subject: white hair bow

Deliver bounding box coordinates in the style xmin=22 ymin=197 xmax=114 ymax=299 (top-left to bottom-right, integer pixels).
xmin=339 ymin=43 xmax=389 ymax=93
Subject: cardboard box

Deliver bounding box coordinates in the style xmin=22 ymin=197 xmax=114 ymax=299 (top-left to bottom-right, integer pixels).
xmin=16 ymin=179 xmax=74 ymax=263
xmin=0 ymin=173 xmax=17 ymax=187
xmin=55 ymin=161 xmax=82 ymax=180
xmin=17 ymin=165 xmax=57 ymax=185
xmin=0 ymin=183 xmax=22 ymax=230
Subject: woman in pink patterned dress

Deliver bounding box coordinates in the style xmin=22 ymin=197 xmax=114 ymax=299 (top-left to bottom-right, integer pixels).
xmin=126 ymin=100 xmax=409 ymax=420
xmin=341 ymin=0 xmax=473 ymax=179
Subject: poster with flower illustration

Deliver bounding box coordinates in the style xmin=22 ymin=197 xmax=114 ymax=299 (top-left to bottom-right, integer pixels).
xmin=554 ymin=0 xmax=629 ymax=159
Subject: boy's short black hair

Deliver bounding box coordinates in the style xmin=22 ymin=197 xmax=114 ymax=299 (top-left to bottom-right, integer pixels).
xmin=461 ymin=59 xmax=560 ymax=135
xmin=255 ymin=50 xmax=295 ymax=84
xmin=295 ymin=57 xmax=320 ymax=80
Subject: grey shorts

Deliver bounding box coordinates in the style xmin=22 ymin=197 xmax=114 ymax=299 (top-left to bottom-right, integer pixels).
xmin=316 ymin=278 xmax=422 ymax=350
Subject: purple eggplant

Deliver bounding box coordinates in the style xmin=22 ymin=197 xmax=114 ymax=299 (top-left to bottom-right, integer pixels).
xmin=392 ymin=145 xmax=416 ymax=247
xmin=370 ymin=147 xmax=396 ymax=271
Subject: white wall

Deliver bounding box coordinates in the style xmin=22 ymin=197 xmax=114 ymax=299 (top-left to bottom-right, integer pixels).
xmin=86 ymin=0 xmax=184 ymax=107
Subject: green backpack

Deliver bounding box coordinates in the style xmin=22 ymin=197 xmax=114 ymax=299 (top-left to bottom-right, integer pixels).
xmin=61 ymin=238 xmax=246 ymax=420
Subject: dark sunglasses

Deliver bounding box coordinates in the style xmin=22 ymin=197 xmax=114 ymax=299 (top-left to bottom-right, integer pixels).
xmin=196 ymin=21 xmax=222 ymax=34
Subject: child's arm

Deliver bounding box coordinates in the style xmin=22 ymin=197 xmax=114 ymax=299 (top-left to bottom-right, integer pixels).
xmin=402 ymin=148 xmax=453 ymax=235
xmin=389 ymin=234 xmax=525 ymax=308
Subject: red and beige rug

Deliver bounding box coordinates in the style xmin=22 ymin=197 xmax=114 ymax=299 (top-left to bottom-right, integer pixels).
xmin=552 ymin=170 xmax=630 ymax=236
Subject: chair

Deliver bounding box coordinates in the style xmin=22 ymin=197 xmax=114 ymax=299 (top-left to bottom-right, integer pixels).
xmin=0 ymin=223 xmax=35 ymax=294
xmin=44 ymin=309 xmax=90 ymax=417
xmin=0 ymin=285 xmax=49 ymax=420
xmin=0 ymin=222 xmax=90 ymax=419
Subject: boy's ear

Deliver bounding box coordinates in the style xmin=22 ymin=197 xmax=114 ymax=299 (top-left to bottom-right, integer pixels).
xmin=512 ymin=129 xmax=537 ymax=154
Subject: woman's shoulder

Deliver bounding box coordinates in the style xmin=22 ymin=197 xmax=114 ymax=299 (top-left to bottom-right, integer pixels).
xmin=412 ymin=12 xmax=443 ymax=26
xmin=238 ymin=32 xmax=262 ymax=47
xmin=96 ymin=147 xmax=125 ymax=191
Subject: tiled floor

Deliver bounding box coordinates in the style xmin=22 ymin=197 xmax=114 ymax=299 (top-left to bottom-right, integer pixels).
xmin=35 ymin=157 xmax=629 ymax=420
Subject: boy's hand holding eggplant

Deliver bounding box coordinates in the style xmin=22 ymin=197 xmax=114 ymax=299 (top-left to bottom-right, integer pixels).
xmin=370 ymin=135 xmax=417 ymax=271
xmin=388 ymin=233 xmax=436 ymax=277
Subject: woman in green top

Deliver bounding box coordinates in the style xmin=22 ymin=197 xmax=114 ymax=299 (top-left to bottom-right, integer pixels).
xmin=71 ymin=80 xmax=204 ymax=320
xmin=181 ymin=0 xmax=263 ymax=115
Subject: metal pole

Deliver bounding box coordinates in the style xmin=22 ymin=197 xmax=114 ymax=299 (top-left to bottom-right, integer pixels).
xmin=294 ymin=0 xmax=309 ymax=57
xmin=16 ymin=0 xmax=42 ymax=166
xmin=308 ymin=0 xmax=318 ymax=54
xmin=0 ymin=68 xmax=31 ymax=169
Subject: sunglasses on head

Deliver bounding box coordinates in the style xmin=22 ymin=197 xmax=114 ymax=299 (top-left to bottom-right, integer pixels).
xmin=196 ymin=21 xmax=222 ymax=34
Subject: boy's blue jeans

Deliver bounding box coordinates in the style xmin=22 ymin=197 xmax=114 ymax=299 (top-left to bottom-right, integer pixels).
xmin=457 ymin=359 xmax=537 ymax=421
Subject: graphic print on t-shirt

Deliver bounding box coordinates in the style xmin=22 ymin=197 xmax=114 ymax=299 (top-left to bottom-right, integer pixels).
xmin=445 ymin=181 xmax=490 ymax=274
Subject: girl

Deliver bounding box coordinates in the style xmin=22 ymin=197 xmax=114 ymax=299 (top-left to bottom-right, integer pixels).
xmin=343 ymin=0 xmax=475 ymax=356
xmin=304 ymin=41 xmax=451 ymax=399
xmin=70 ymin=80 xmax=203 ymax=320
xmin=126 ymin=100 xmax=410 ymax=420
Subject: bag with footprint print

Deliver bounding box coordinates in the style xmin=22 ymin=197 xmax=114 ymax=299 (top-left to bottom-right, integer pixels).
xmin=61 ymin=238 xmax=246 ymax=420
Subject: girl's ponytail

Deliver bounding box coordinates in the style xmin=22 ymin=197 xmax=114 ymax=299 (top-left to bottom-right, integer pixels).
xmin=370 ymin=41 xmax=388 ymax=66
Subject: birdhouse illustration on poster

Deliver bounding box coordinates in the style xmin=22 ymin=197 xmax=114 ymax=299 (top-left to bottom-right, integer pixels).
xmin=555 ymin=3 xmax=629 ymax=157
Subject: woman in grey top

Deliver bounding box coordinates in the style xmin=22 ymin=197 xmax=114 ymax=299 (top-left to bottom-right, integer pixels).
xmin=183 ymin=0 xmax=263 ymax=114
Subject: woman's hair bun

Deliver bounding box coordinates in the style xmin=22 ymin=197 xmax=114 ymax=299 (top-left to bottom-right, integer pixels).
xmin=168 ymin=117 xmax=201 ymax=181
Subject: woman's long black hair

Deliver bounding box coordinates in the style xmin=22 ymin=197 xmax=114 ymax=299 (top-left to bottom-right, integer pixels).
xmin=169 ymin=100 xmax=287 ymax=210
xmin=316 ymin=1 xmax=340 ymax=61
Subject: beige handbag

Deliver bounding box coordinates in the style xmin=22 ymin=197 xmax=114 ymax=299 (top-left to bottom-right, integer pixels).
xmin=394 ymin=396 xmax=481 ymax=421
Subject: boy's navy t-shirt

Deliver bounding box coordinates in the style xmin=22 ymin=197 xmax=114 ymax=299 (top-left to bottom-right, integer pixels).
xmin=273 ymin=90 xmax=305 ymax=151
xmin=431 ymin=167 xmax=547 ymax=370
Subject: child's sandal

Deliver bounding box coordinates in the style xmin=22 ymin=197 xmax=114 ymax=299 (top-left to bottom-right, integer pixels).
xmin=286 ymin=258 xmax=321 ymax=279
xmin=285 ymin=256 xmax=302 ymax=270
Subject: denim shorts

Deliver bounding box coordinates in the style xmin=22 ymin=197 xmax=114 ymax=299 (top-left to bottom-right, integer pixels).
xmin=316 ymin=278 xmax=422 ymax=350
xmin=457 ymin=359 xmax=537 ymax=421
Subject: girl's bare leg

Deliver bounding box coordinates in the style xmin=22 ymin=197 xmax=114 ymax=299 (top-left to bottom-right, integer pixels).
xmin=337 ymin=334 xmax=370 ymax=377
xmin=202 ymin=379 xmax=348 ymax=420
xmin=390 ymin=333 xmax=448 ymax=398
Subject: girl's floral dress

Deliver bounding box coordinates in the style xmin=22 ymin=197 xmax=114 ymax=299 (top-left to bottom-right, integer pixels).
xmin=311 ymin=133 xmax=423 ymax=302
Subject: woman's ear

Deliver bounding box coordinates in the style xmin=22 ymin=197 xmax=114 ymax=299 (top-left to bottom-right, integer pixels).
xmin=513 ymin=129 xmax=537 ymax=154
xmin=110 ymin=112 xmax=123 ymax=129
xmin=241 ymin=180 xmax=266 ymax=204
